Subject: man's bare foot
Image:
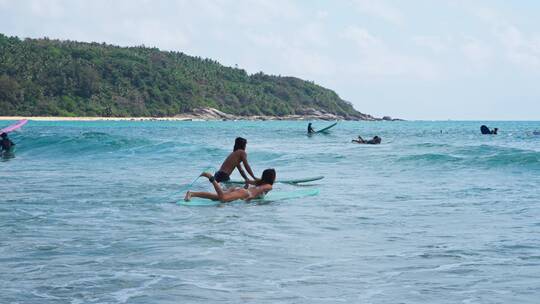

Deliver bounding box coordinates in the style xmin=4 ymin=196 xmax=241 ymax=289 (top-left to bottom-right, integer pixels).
xmin=200 ymin=172 xmax=212 ymax=179
xmin=184 ymin=191 xmax=192 ymax=201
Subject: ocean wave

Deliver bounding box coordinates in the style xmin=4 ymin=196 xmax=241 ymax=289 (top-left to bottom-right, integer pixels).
xmin=458 ymin=145 xmax=540 ymax=168
xmin=10 ymin=130 xmax=231 ymax=160
xmin=14 ymin=131 xmax=148 ymax=157
xmin=398 ymin=153 xmax=462 ymax=163
xmin=397 ymin=144 xmax=540 ymax=169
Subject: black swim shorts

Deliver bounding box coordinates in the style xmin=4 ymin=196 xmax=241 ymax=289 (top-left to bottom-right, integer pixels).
xmin=214 ymin=171 xmax=231 ymax=183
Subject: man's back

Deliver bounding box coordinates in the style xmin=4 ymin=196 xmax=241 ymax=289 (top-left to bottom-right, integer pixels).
xmin=1 ymin=138 xmax=13 ymax=151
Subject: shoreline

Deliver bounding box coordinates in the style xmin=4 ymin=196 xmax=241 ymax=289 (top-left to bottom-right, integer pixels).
xmin=0 ymin=116 xmax=200 ymax=122
xmin=0 ymin=116 xmax=342 ymax=122
xmin=0 ymin=115 xmax=376 ymax=122
xmin=0 ymin=108 xmax=392 ymax=122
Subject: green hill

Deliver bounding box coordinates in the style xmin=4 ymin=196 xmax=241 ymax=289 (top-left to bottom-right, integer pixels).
xmin=0 ymin=33 xmax=370 ymax=119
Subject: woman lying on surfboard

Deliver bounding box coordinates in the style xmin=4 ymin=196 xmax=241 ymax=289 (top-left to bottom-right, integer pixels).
xmin=352 ymin=135 xmax=381 ymax=145
xmin=185 ymin=169 xmax=275 ymax=203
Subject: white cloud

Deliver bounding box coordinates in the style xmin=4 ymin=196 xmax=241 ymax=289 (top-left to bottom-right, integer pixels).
xmin=495 ymin=25 xmax=540 ymax=69
xmin=350 ymin=0 xmax=403 ymax=24
xmin=413 ymin=36 xmax=449 ymax=53
xmin=242 ymin=26 xmax=335 ymax=78
xmin=28 ymin=0 xmax=65 ymax=18
xmin=284 ymin=48 xmax=336 ymax=77
xmin=298 ymin=23 xmax=329 ymax=48
xmin=465 ymin=4 xmax=540 ymax=70
xmin=229 ymin=0 xmax=301 ymax=26
xmin=413 ymin=34 xmax=495 ymax=71
xmin=127 ymin=19 xmax=190 ymax=50
xmin=341 ymin=26 xmax=381 ymax=49
xmin=316 ymin=10 xmax=329 ymax=20
xmin=341 ymin=26 xmax=438 ymax=80
xmin=460 ymin=37 xmax=494 ymax=67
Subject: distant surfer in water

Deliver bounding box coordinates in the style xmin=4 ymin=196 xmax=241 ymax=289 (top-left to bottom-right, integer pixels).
xmin=1 ymin=133 xmax=15 ymax=151
xmin=213 ymin=137 xmax=258 ymax=184
xmin=352 ymin=135 xmax=381 ymax=145
xmin=480 ymin=125 xmax=498 ymax=135
xmin=308 ymin=123 xmax=315 ymax=134
xmin=184 ymin=169 xmax=275 ymax=202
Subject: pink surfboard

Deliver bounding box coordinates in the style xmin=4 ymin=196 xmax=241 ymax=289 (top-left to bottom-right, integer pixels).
xmin=1 ymin=119 xmax=28 ymax=134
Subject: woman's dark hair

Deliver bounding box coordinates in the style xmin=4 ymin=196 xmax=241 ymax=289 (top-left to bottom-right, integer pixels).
xmin=257 ymin=168 xmax=276 ymax=186
xmin=234 ymin=137 xmax=247 ymax=151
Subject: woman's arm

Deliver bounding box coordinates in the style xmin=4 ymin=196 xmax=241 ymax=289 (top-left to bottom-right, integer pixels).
xmin=244 ymin=179 xmax=258 ymax=185
xmin=246 ymin=184 xmax=272 ymax=201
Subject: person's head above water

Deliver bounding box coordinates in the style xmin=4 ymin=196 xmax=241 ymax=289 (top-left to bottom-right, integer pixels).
xmin=257 ymin=168 xmax=276 ymax=186
xmin=233 ymin=137 xmax=247 ymax=151
xmin=373 ymin=136 xmax=382 ymax=144
xmin=1 ymin=133 xmax=6 ymax=139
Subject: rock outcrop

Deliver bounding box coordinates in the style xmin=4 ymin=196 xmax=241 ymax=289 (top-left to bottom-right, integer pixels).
xmin=382 ymin=115 xmax=404 ymax=121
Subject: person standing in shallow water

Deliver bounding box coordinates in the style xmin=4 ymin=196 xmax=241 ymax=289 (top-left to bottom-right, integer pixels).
xmin=1 ymin=133 xmax=15 ymax=151
xmin=307 ymin=123 xmax=315 ymax=134
xmin=212 ymin=137 xmax=258 ymax=184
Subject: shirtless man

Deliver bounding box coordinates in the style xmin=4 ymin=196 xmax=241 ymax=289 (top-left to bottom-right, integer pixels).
xmin=1 ymin=133 xmax=15 ymax=151
xmin=307 ymin=123 xmax=315 ymax=134
xmin=213 ymin=137 xmax=258 ymax=183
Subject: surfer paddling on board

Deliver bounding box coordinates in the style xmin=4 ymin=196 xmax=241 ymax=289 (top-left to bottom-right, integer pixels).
xmin=185 ymin=169 xmax=275 ymax=202
xmin=307 ymin=123 xmax=315 ymax=134
xmin=480 ymin=125 xmax=498 ymax=135
xmin=1 ymin=133 xmax=15 ymax=151
xmin=352 ymin=135 xmax=381 ymax=145
xmin=212 ymin=137 xmax=258 ymax=184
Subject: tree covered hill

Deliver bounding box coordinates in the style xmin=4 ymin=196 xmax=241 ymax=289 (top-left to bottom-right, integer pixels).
xmin=0 ymin=33 xmax=369 ymax=118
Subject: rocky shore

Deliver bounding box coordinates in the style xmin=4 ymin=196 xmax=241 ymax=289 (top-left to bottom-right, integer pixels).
xmin=177 ymin=107 xmax=401 ymax=121
xmin=0 ymin=107 xmax=402 ymax=122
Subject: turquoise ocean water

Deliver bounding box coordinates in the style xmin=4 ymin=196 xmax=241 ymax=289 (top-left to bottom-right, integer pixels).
xmin=1 ymin=120 xmax=540 ymax=303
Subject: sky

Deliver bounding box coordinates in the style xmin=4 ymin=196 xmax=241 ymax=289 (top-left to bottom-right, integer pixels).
xmin=1 ymin=0 xmax=540 ymax=120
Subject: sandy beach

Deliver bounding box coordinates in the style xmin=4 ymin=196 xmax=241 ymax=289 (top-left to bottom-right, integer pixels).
xmin=0 ymin=107 xmax=381 ymax=122
xmin=0 ymin=116 xmax=199 ymax=122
